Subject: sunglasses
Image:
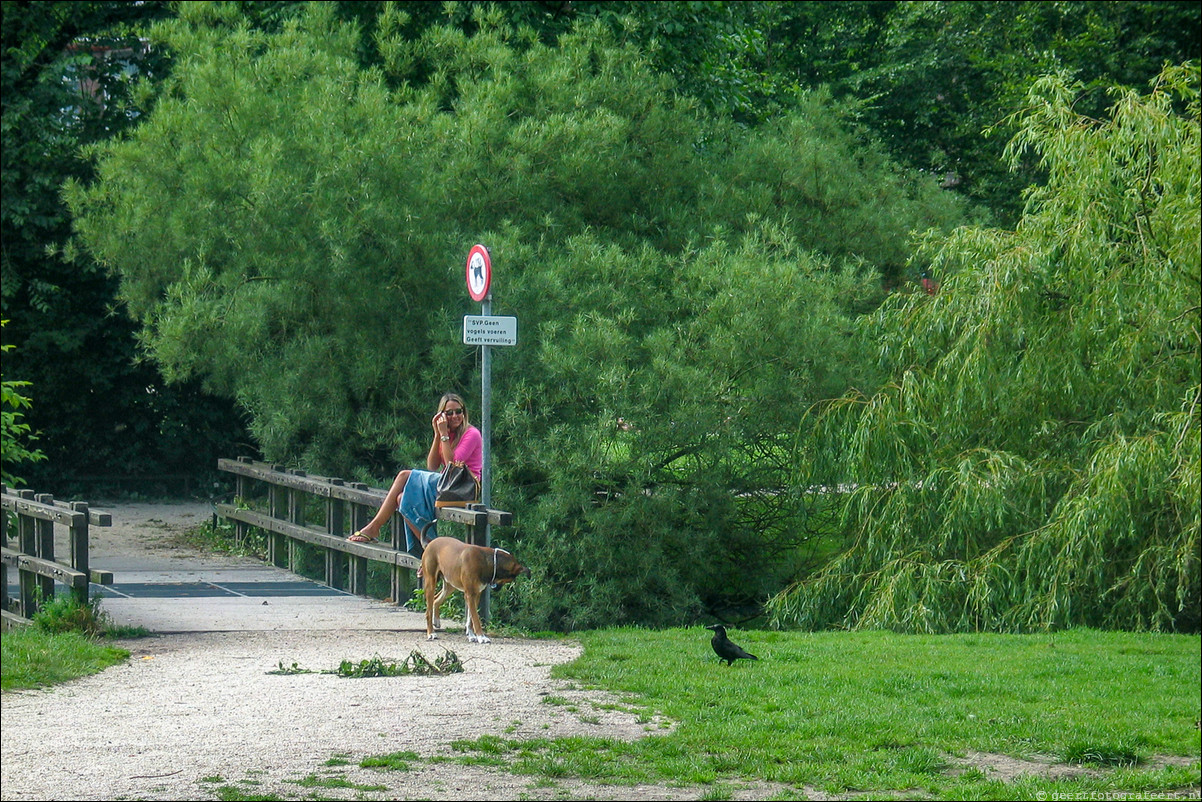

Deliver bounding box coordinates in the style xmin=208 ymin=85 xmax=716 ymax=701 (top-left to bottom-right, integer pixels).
xmin=443 ymin=408 xmax=465 ymax=416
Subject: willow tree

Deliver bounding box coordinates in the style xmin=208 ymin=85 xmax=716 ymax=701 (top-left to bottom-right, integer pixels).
xmin=769 ymin=64 xmax=1201 ymax=633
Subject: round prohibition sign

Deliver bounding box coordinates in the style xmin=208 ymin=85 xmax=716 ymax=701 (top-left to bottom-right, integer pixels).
xmin=466 ymin=244 xmax=492 ymax=302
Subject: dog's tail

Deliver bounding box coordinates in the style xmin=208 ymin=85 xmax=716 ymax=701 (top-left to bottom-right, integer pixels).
xmin=419 ymin=520 xmax=437 ymax=548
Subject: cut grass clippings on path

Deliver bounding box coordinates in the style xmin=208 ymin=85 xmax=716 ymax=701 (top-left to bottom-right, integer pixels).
xmin=437 ymin=628 xmax=1201 ymax=799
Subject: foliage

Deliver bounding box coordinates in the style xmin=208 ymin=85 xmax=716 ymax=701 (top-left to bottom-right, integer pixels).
xmin=413 ymin=1 xmax=1200 ymax=224
xmin=179 ymin=514 xmax=268 ymax=560
xmin=405 ymin=583 xmax=464 ymax=620
xmin=28 ymin=590 xmax=110 ymax=637
xmin=69 ymin=2 xmax=452 ymax=471
xmin=767 ymin=64 xmax=1202 ymax=633
xmin=337 ymin=650 xmax=463 ymax=677
xmin=20 ymin=589 xmax=146 ymax=639
xmin=1 ymin=0 xmax=251 ymax=495
xmin=616 ymin=1 xmax=1201 ymax=224
xmin=5 ymin=1 xmax=1198 ymax=502
xmin=491 ymin=227 xmax=887 ymax=629
xmin=1 ymin=320 xmax=46 ymax=486
xmin=67 ymin=4 xmax=969 ymax=627
xmin=266 ymin=650 xmax=463 ymax=676
xmin=839 ymin=1 xmax=1202 ymax=221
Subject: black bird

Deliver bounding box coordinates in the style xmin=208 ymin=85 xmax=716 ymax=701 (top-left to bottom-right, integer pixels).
xmin=705 ymin=624 xmax=758 ymax=666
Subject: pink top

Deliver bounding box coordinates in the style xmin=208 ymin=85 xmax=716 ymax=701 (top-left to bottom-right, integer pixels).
xmin=448 ymin=425 xmax=483 ymax=480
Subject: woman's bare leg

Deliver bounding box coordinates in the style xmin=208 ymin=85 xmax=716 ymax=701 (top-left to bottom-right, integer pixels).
xmin=404 ymin=518 xmax=424 ymax=551
xmin=350 ymin=469 xmax=410 ymax=540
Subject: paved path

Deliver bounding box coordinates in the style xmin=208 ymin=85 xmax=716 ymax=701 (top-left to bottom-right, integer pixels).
xmin=7 ymin=496 xmax=431 ymax=633
xmin=94 ymin=556 xmax=429 ymax=634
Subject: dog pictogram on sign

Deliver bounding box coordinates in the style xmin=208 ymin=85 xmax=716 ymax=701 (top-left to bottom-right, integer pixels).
xmin=466 ymin=244 xmax=491 ymax=302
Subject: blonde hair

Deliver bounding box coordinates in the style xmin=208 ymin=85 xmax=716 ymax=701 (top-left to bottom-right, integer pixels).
xmin=438 ymin=392 xmax=470 ymax=428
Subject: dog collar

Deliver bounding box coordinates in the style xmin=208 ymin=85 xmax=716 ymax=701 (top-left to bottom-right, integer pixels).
xmin=491 ymin=548 xmax=510 ymax=589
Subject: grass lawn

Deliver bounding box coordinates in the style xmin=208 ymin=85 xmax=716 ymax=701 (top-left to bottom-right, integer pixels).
xmin=5 ymin=598 xmax=1198 ymax=799
xmin=0 ymin=626 xmax=129 ymax=691
xmin=445 ymin=627 xmax=1200 ymax=799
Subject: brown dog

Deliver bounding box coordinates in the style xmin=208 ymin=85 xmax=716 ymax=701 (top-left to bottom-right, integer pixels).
xmin=420 ymin=536 xmax=529 ymax=643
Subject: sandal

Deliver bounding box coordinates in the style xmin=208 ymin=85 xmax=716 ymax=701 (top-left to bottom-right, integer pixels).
xmin=347 ymin=530 xmax=377 ymax=543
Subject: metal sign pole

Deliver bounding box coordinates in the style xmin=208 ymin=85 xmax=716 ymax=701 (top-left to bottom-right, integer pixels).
xmin=481 ymin=295 xmax=492 ymax=514
xmin=465 ymin=243 xmax=509 ymax=625
xmin=480 ymin=293 xmax=492 ymax=623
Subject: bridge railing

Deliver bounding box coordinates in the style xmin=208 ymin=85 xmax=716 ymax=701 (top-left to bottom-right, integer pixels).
xmin=1 ymin=485 xmax=114 ymax=629
xmin=215 ymin=458 xmax=513 ymax=611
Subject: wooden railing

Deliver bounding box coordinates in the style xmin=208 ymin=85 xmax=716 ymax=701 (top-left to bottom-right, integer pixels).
xmin=215 ymin=458 xmax=513 ymax=615
xmin=1 ymin=485 xmax=114 ymax=629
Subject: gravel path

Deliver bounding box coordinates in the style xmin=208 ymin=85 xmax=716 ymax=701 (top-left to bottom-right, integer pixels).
xmin=1 ymin=500 xmax=749 ymax=801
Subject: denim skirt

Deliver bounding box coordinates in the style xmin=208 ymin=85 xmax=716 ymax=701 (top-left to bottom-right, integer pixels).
xmin=398 ymin=469 xmax=439 ymax=551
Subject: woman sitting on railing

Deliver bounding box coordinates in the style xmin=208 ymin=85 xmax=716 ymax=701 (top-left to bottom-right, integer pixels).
xmin=347 ymin=392 xmax=482 ymax=554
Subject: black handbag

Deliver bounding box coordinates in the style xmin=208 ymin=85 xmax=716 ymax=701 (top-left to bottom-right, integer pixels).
xmin=435 ymin=461 xmax=480 ymax=508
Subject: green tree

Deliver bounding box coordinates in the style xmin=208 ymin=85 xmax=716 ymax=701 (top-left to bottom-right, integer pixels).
xmin=10 ymin=1 xmax=1196 ymax=500
xmin=593 ymin=1 xmax=1200 ymax=224
xmin=68 ymin=1 xmax=465 ymax=472
xmin=279 ymin=2 xmax=1201 ymax=225
xmin=513 ymin=1 xmax=1198 ymax=224
xmin=842 ymin=1 xmax=1202 ymax=222
xmin=768 ymin=64 xmax=1201 ymax=634
xmin=490 ymin=227 xmax=885 ymax=629
xmin=2 ymin=0 xmax=248 ymax=494
xmin=2 ymin=320 xmax=46 ymax=487
xmin=68 ymin=3 xmax=969 ymax=626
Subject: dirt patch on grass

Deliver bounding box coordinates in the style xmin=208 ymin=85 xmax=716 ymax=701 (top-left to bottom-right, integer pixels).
xmin=945 ymin=751 xmax=1103 ymax=782
xmin=944 ymin=750 xmax=1200 ymax=788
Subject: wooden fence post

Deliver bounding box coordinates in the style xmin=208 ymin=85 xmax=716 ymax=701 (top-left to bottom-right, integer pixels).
xmin=268 ymin=467 xmax=288 ymax=568
xmin=17 ymin=490 xmax=37 ymax=618
xmin=388 ymin=500 xmax=404 ymax=606
xmin=34 ymin=494 xmax=56 ymax=607
xmin=234 ymin=456 xmax=251 ymax=545
xmin=69 ymin=501 xmax=91 ymax=606
xmin=347 ymin=483 xmax=369 ymax=596
xmin=1 ymin=484 xmax=6 ymax=617
xmin=350 ymin=483 xmax=370 ymax=534
xmin=287 ymin=470 xmax=307 ymax=574
xmin=325 ymin=480 xmax=347 ymax=590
